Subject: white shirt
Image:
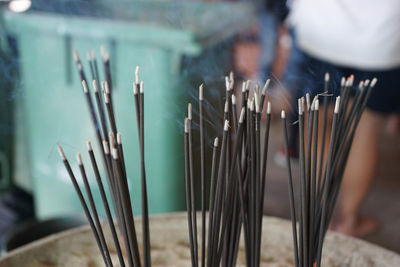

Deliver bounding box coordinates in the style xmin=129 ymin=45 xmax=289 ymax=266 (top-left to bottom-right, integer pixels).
xmin=288 ymin=0 xmax=400 ymax=70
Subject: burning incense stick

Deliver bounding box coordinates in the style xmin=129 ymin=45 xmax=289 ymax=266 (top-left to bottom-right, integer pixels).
xmin=260 ymin=79 xmax=270 ymax=112
xmin=281 ymin=111 xmax=299 ymax=267
xmin=57 ymin=146 xmax=112 ymax=267
xmin=138 ymin=81 xmax=151 ymax=267
xmin=187 ymin=103 xmax=198 ymax=266
xmin=61 ymin=49 xmax=159 ymax=267
xmin=67 ymin=50 xmax=376 ymax=267
xmin=281 ymin=74 xmax=376 ymax=267
xmin=184 ymin=117 xmax=197 ymax=267
xmin=77 ymin=152 xmax=114 ymax=267
xmin=87 ymin=141 xmax=126 ymax=267
xmin=199 ymin=84 xmax=206 ymax=267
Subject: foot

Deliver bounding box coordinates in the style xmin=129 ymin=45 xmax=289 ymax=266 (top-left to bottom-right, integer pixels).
xmin=335 ymin=215 xmax=379 ymax=238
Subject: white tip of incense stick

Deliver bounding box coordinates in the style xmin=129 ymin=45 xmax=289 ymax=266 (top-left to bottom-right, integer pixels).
xmin=100 ymin=81 xmax=105 ymax=92
xmin=239 ymin=107 xmax=245 ymax=123
xmin=100 ymin=45 xmax=105 ymax=56
xmin=225 ymin=76 xmax=230 ymax=91
xmin=341 ymin=77 xmax=346 ymax=87
xmin=224 ymin=101 xmax=229 ymax=113
xmin=117 ymin=132 xmax=122 ymax=145
xmin=345 ymin=78 xmax=350 ymax=88
xmin=112 ymin=148 xmax=119 ymax=160
xmin=262 ymin=79 xmax=270 ymax=95
xmin=86 ymin=141 xmax=93 ymax=151
xmin=214 ymin=137 xmax=219 ymax=147
xmin=86 ymin=51 xmax=91 ymax=61
xmin=371 ymin=78 xmax=378 ymax=87
xmin=232 ymin=94 xmax=236 ymax=105
xmin=306 ymin=93 xmax=311 ymax=110
xmin=334 ymin=97 xmax=341 ymax=113
xmin=224 ymin=120 xmax=229 ymax=131
xmin=250 ymin=98 xmax=255 ymax=112
xmin=325 ymin=72 xmax=330 ymax=82
xmin=140 ymin=81 xmax=144 ymax=94
xmin=199 ymin=84 xmax=204 ymax=100
xmin=103 ymin=140 xmax=110 ymax=154
xmin=298 ymin=98 xmax=303 ymax=115
xmin=358 ymin=81 xmax=364 ymax=89
xmin=133 ymin=82 xmax=138 ymax=95
xmin=311 ymin=96 xmax=318 ymax=110
xmin=73 ymin=49 xmax=79 ymax=62
xmin=104 ymin=81 xmax=110 ymax=94
xmin=242 ymin=82 xmax=246 ymax=93
xmin=81 ymin=80 xmax=89 ymax=94
xmin=92 ymin=80 xmax=99 ymax=92
xmin=104 ymin=91 xmax=110 ymax=103
xmin=315 ymin=99 xmax=320 ymax=110
xmin=77 ymin=62 xmax=83 ymax=71
xmin=103 ymin=52 xmax=110 ymax=62
xmin=267 ymin=101 xmax=271 ymax=114
xmin=184 ymin=118 xmax=189 ymax=133
xmin=364 ymin=79 xmax=370 ymax=88
xmin=57 ymin=145 xmax=66 ymax=160
xmin=109 ymin=132 xmax=115 ymax=148
xmin=76 ymin=153 xmax=83 ymax=165
xmin=247 ymin=98 xmax=251 ymax=109
xmin=349 ymin=74 xmax=354 ymax=86
xmin=188 ymin=103 xmax=193 ymax=120
xmin=229 ymin=71 xmax=234 ymax=83
xmin=281 ymin=110 xmax=286 ymax=119
xmin=254 ymin=93 xmax=260 ymax=113
xmin=91 ymin=49 xmax=96 ymax=60
xmin=135 ymin=66 xmax=140 ymax=84
xmin=246 ymin=80 xmax=250 ymax=91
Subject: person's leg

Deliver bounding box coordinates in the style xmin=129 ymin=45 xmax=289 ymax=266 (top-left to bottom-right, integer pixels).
xmin=336 ymin=108 xmax=384 ymax=237
xmin=258 ymin=11 xmax=279 ymax=81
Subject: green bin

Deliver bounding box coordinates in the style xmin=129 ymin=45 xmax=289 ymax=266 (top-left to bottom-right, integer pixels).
xmin=4 ymin=1 xmax=254 ymax=218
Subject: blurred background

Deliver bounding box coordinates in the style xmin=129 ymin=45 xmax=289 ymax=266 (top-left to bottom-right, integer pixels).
xmin=0 ymin=0 xmax=398 ymax=257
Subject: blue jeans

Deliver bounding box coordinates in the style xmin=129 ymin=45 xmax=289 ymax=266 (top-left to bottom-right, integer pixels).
xmin=258 ymin=11 xmax=279 ymax=81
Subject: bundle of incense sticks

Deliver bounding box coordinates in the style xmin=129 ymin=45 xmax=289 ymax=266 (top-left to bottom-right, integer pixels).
xmin=281 ymin=74 xmax=377 ymax=267
xmin=184 ymin=76 xmax=272 ymax=267
xmin=57 ymin=48 xmax=151 ymax=267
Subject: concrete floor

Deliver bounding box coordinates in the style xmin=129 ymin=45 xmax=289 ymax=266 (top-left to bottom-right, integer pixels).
xmin=262 ymin=119 xmax=400 ymax=253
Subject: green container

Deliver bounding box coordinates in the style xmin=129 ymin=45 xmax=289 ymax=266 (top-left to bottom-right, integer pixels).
xmin=4 ymin=1 xmax=254 ymax=218
xmin=0 ymin=50 xmax=13 ymax=193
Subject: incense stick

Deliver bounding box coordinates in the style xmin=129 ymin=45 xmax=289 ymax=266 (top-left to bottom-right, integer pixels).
xmin=315 ymin=97 xmax=340 ymax=267
xmin=77 ymin=152 xmax=114 ymax=267
xmin=139 ymin=81 xmax=151 ymax=267
xmin=92 ymin=80 xmax=109 ymax=142
xmin=187 ymin=103 xmax=198 ymax=267
xmin=260 ymin=79 xmax=270 ymax=112
xmin=281 ymin=111 xmax=299 ymax=267
xmin=101 ymin=47 xmax=113 ymax=105
xmin=57 ymin=146 xmax=111 ymax=267
xmin=184 ymin=118 xmax=197 ymax=267
xmin=87 ymin=141 xmax=126 ymax=267
xmin=317 ymin=73 xmax=330 ymax=194
xmin=206 ymin=137 xmax=219 ymax=267
xmin=199 ymin=84 xmax=206 ymax=267
xmin=298 ymin=97 xmax=305 ymax=267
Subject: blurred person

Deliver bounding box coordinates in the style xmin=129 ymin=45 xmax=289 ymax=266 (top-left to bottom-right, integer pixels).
xmin=257 ymin=0 xmax=288 ymax=82
xmin=285 ymin=0 xmax=400 ymax=237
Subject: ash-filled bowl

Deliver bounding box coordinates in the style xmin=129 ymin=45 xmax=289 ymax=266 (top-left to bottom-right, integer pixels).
xmin=0 ymin=213 xmax=399 ymax=267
